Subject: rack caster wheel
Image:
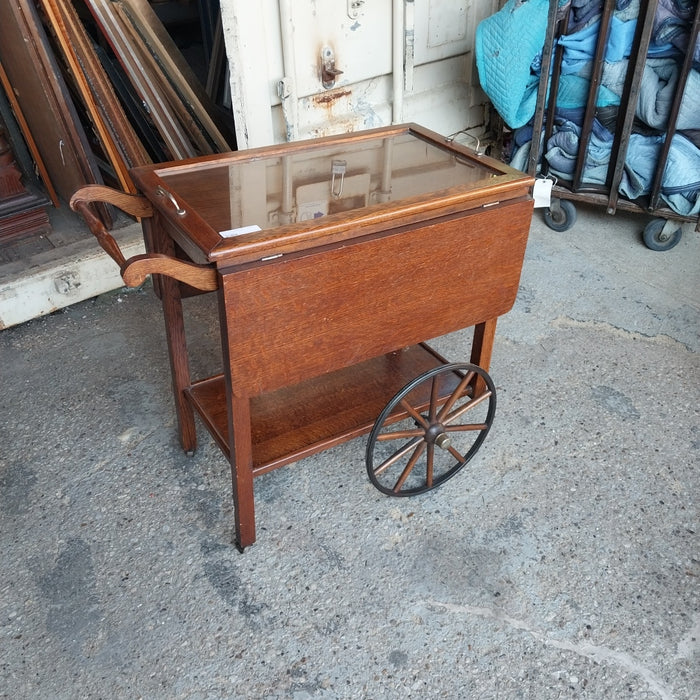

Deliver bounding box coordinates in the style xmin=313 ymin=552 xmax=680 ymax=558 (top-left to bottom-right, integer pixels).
xmin=366 ymin=363 xmax=496 ymax=496
xmin=543 ymin=198 xmax=576 ymax=232
xmin=642 ymin=218 xmax=682 ymax=251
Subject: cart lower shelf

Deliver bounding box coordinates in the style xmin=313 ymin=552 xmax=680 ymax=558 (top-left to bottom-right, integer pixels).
xmin=185 ymin=343 xmax=461 ymax=475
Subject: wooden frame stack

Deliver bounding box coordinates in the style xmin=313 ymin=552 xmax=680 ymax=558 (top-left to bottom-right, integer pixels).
xmin=0 ymin=0 xmax=234 ymax=237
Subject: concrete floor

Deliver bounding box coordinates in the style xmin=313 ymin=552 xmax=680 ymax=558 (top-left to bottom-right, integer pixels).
xmin=1 ymin=204 xmax=698 ymax=699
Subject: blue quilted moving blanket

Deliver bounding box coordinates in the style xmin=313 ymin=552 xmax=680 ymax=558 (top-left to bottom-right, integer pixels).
xmin=475 ymin=0 xmax=551 ymax=129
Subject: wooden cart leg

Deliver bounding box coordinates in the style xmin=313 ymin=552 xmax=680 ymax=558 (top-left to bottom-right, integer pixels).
xmin=144 ymin=217 xmax=197 ymax=454
xmin=470 ymin=318 xmax=498 ymax=396
xmin=229 ymin=395 xmax=256 ymax=551
xmin=161 ymin=276 xmax=198 ymax=454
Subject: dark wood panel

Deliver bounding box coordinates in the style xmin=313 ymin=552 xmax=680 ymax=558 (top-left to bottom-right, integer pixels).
xmin=220 ymin=199 xmax=532 ymax=396
xmin=186 ymin=344 xmax=453 ymax=473
xmin=83 ymin=0 xmax=197 ymax=161
xmin=0 ymin=95 xmax=52 ymax=244
xmin=38 ymin=0 xmax=152 ymax=193
xmin=0 ymin=0 xmax=107 ymax=214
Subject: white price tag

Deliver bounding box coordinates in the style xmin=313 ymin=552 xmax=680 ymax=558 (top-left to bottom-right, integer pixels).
xmin=220 ymin=224 xmax=262 ymax=238
xmin=533 ymin=178 xmax=553 ymax=209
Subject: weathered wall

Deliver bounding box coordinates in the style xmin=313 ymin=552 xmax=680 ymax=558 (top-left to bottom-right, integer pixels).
xmin=220 ymin=0 xmax=498 ymax=148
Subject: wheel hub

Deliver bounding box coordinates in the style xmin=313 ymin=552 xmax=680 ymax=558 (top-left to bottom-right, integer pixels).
xmin=426 ymin=423 xmax=451 ymax=450
xmin=434 ymin=432 xmax=451 ymax=450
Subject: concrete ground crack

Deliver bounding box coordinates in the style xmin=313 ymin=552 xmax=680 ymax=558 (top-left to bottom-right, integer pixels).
xmin=551 ymin=316 xmax=693 ymax=352
xmin=424 ymin=599 xmax=676 ymax=700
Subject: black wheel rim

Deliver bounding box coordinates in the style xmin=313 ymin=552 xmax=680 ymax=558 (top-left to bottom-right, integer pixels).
xmin=366 ymin=363 xmax=496 ymax=496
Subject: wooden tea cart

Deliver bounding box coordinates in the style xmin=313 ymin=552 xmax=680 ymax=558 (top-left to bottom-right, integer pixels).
xmin=71 ymin=124 xmax=534 ymax=550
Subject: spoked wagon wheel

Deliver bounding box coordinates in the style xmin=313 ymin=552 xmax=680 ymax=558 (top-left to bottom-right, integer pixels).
xmin=366 ymin=363 xmax=496 ymax=496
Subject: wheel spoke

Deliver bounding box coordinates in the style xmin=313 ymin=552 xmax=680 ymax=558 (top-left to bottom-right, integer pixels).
xmin=429 ymin=376 xmax=440 ymax=422
xmin=446 ymin=444 xmax=466 ymax=462
xmin=400 ymin=398 xmax=429 ymax=429
xmin=426 ymin=442 xmax=434 ymax=487
xmin=444 ymin=423 xmax=489 ymax=432
xmin=443 ymin=389 xmax=492 ymax=425
xmin=377 ymin=428 xmax=425 ymax=441
xmin=393 ymin=441 xmax=426 ymax=492
xmin=374 ymin=436 xmax=423 ymax=476
xmin=437 ymin=371 xmax=475 ymax=421
xmin=367 ymin=363 xmax=496 ymax=496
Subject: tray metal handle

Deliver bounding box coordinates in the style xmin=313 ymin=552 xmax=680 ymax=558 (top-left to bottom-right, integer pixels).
xmin=155 ymin=185 xmax=186 ymax=217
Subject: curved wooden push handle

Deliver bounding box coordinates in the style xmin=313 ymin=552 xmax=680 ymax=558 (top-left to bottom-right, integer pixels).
xmin=70 ymin=185 xmax=153 ymax=268
xmin=70 ymin=184 xmax=154 ymax=218
xmin=69 ymin=185 xmax=218 ymax=292
xmin=121 ymin=253 xmax=218 ymax=291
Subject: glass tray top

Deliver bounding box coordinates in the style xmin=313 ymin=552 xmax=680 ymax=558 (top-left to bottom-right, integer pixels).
xmin=152 ymin=127 xmax=505 ymax=240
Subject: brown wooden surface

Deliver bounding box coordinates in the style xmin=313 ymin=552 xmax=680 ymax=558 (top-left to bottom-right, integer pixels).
xmin=0 ymin=0 xmax=106 ymax=211
xmin=117 ymin=0 xmax=233 ymax=152
xmin=129 ymin=124 xmax=533 ymax=266
xmin=38 ymin=0 xmax=152 ymax=192
xmin=147 ymin=215 xmax=198 ymax=454
xmin=186 ymin=344 xmax=453 ymax=474
xmin=70 ymin=185 xmax=154 ymax=268
xmin=114 ymin=3 xmax=214 ymax=156
xmin=70 ymin=185 xmax=153 ymax=218
xmin=209 ymin=182 xmax=532 ymax=266
xmin=0 ymin=208 xmax=51 ymax=243
xmin=229 ymin=395 xmax=255 ymax=551
xmin=83 ymin=0 xmax=197 ymax=160
xmin=133 ymin=124 xmax=535 ymax=548
xmin=0 ymin=123 xmax=33 ymax=200
xmin=71 ymin=199 xmax=127 ymax=266
xmin=148 ymin=165 xmax=232 ymax=235
xmin=0 ymin=62 xmax=59 ymax=207
xmin=121 ymin=253 xmax=218 ymax=290
xmin=220 ymin=198 xmax=532 ymax=397
xmin=470 ymin=318 xmax=499 ymax=395
xmin=0 ymin=122 xmax=52 ymax=241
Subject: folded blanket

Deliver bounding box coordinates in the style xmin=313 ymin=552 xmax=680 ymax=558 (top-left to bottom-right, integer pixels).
xmin=662 ymin=135 xmax=700 ymax=215
xmin=543 ymin=118 xmax=613 ymax=184
xmin=601 ymin=59 xmax=629 ymax=96
xmin=567 ymin=0 xmax=641 ymax=31
xmin=559 ymin=16 xmax=637 ymax=73
xmin=475 ymin=0 xmax=551 ymax=128
xmin=620 ymin=132 xmax=700 ymax=216
xmin=522 ymin=119 xmax=700 ymax=217
xmin=502 ymin=0 xmax=700 ymax=218
xmin=637 ymin=61 xmax=700 ymax=130
xmin=616 ymin=0 xmax=640 ymax=22
xmin=651 ymin=0 xmax=700 ymax=67
xmin=556 ymin=74 xmax=621 ymax=108
xmin=681 ymin=129 xmax=700 ymax=149
xmin=569 ymin=0 xmax=603 ymax=32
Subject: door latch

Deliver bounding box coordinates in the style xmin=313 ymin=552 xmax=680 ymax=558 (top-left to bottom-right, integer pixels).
xmin=321 ymin=46 xmax=343 ymax=89
xmin=347 ymin=0 xmax=365 ymax=19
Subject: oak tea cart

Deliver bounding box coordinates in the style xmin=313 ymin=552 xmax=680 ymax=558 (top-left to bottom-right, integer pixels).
xmin=71 ymin=123 xmax=534 ymax=550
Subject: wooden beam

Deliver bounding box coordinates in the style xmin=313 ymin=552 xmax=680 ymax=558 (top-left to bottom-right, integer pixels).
xmin=83 ymin=0 xmax=198 ymax=161
xmin=0 ymin=1 xmax=106 ymax=214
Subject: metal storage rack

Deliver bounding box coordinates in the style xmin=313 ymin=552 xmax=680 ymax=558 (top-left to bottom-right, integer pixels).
xmin=527 ymin=0 xmax=700 ymax=250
